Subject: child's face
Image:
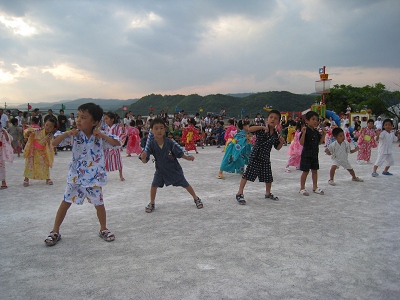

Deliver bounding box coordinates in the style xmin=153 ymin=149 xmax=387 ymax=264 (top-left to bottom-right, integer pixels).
xmin=44 ymin=121 xmax=55 ymax=134
xmin=103 ymin=115 xmax=114 ymax=126
xmin=306 ymin=116 xmax=319 ymax=128
xmin=383 ymin=121 xmax=393 ymax=132
xmin=367 ymin=121 xmax=374 ymax=129
xmin=76 ymin=110 xmax=98 ymax=132
xmin=335 ymin=132 xmax=345 ymax=143
xmin=267 ymin=113 xmax=280 ymax=127
xmin=152 ymin=123 xmax=165 ymax=138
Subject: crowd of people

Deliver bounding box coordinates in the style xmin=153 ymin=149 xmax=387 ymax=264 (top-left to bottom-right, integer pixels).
xmin=0 ymin=104 xmax=399 ymax=247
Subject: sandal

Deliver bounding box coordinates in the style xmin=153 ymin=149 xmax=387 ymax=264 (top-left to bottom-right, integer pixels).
xmin=216 ymin=174 xmax=225 ymax=179
xmin=313 ymin=187 xmax=324 ymax=195
xmin=352 ymin=177 xmax=364 ymax=182
xmin=194 ymin=197 xmax=203 ymax=209
xmin=23 ymin=179 xmax=29 ymax=187
xmin=235 ymin=194 xmax=246 ymax=205
xmin=1 ymin=185 xmax=7 ymax=189
xmin=44 ymin=231 xmax=61 ymax=246
xmin=46 ymin=179 xmax=53 ymax=185
xmin=328 ymin=179 xmax=336 ymax=186
xmin=299 ymin=189 xmax=309 ymax=196
xmin=98 ymin=229 xmax=115 ymax=242
xmin=145 ymin=203 xmax=155 ymax=213
xmin=265 ymin=193 xmax=279 ymax=201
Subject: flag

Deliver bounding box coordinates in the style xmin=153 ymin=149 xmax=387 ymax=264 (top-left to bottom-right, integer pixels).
xmin=319 ymin=67 xmax=324 ymax=74
xmin=61 ymin=104 xmax=66 ymax=110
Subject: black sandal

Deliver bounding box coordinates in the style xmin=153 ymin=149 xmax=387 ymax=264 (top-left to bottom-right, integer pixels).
xmin=44 ymin=231 xmax=61 ymax=246
xmin=265 ymin=193 xmax=279 ymax=201
xmin=236 ymin=194 xmax=246 ymax=205
xmin=194 ymin=197 xmax=203 ymax=209
xmin=145 ymin=203 xmax=155 ymax=213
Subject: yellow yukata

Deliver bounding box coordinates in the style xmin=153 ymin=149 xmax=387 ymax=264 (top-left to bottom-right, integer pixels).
xmin=23 ymin=128 xmax=54 ymax=180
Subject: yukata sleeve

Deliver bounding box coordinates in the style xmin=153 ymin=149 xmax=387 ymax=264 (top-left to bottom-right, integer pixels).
xmin=171 ymin=141 xmax=184 ymax=159
xmin=102 ymin=133 xmax=122 ymax=149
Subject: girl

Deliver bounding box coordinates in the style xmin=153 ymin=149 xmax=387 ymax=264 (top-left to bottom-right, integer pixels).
xmin=357 ymin=119 xmax=377 ymax=163
xmin=285 ymin=121 xmax=304 ymax=172
xmin=23 ymin=118 xmax=56 ymax=186
xmin=125 ymin=120 xmax=142 ymax=156
xmin=103 ymin=112 xmax=125 ymax=181
xmin=7 ymin=118 xmax=23 ymax=157
xmin=0 ymin=127 xmax=13 ymax=189
xmin=224 ymin=119 xmax=237 ymax=144
xmin=217 ymin=120 xmax=252 ymax=179
xmin=182 ymin=118 xmax=201 ymax=154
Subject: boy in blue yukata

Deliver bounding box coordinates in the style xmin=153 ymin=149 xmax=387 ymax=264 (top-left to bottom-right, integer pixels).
xmin=44 ymin=103 xmax=121 ymax=246
xmin=140 ymin=118 xmax=203 ymax=213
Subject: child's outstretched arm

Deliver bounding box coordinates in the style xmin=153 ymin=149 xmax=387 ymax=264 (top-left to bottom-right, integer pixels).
xmin=52 ymin=129 xmax=78 ymax=146
xmin=299 ymin=126 xmax=306 ymax=146
xmin=276 ymin=135 xmax=286 ymax=150
xmin=182 ymin=154 xmax=194 ymax=161
xmin=94 ymin=129 xmax=121 ymax=146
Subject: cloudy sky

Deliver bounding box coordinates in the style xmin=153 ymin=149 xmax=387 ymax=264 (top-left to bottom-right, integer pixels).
xmin=1 ymin=0 xmax=399 ymax=106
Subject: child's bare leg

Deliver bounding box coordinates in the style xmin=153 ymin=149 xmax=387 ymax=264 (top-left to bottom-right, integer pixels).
xmin=265 ymin=182 xmax=272 ymax=195
xmin=373 ymin=165 xmax=378 ymax=172
xmin=329 ymin=165 xmax=337 ymax=180
xmin=237 ymin=178 xmax=247 ymax=195
xmin=184 ymin=185 xmax=198 ymax=200
xmin=150 ymin=186 xmax=158 ymax=204
xmin=52 ymin=201 xmax=72 ymax=233
xmin=119 ymin=169 xmax=125 ymax=181
xmin=300 ymin=171 xmax=308 ymax=190
xmin=311 ymin=169 xmax=318 ymax=190
xmin=348 ymin=169 xmax=357 ymax=179
xmin=95 ymin=204 xmax=107 ymax=231
xmin=383 ymin=166 xmax=390 ymax=172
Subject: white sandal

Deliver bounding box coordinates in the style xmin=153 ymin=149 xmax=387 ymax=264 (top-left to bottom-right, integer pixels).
xmin=299 ymin=189 xmax=309 ymax=196
xmin=313 ymin=187 xmax=324 ymax=195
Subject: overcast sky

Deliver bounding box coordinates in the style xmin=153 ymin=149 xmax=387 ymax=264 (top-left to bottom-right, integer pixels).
xmin=1 ymin=0 xmax=399 ymax=106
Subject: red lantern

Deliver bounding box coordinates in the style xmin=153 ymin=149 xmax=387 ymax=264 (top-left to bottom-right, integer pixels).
xmin=150 ymin=107 xmax=154 ymax=111
xmin=123 ymin=106 xmax=127 ymax=111
xmin=28 ymin=104 xmax=32 ymax=110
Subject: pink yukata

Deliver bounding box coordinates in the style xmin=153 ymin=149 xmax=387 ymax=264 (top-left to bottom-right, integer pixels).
xmin=357 ymin=127 xmax=377 ymax=162
xmin=0 ymin=130 xmax=13 ymax=182
xmin=104 ymin=124 xmax=125 ymax=172
xmin=125 ymin=125 xmax=142 ymax=155
xmin=286 ymin=130 xmax=303 ymax=168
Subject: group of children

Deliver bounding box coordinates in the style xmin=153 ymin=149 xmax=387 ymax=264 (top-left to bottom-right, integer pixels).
xmin=0 ymin=104 xmax=399 ymax=248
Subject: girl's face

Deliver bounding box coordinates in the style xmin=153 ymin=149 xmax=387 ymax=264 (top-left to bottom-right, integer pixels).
xmin=44 ymin=121 xmax=55 ymax=134
xmin=383 ymin=121 xmax=393 ymax=132
xmin=104 ymin=115 xmax=114 ymax=126
xmin=367 ymin=121 xmax=374 ymax=129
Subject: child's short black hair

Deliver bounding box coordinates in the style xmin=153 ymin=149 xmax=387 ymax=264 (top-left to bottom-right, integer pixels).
xmin=295 ymin=120 xmax=304 ymax=131
xmin=189 ymin=118 xmax=197 ymax=126
xmin=305 ymin=111 xmax=319 ymax=120
xmin=367 ymin=119 xmax=374 ymax=124
xmin=383 ymin=119 xmax=393 ymax=126
xmin=78 ymin=103 xmax=103 ymax=122
xmin=150 ymin=118 xmax=166 ymax=129
xmin=10 ymin=117 xmax=18 ymax=126
xmin=228 ymin=119 xmax=235 ymax=125
xmin=105 ymin=112 xmax=117 ymax=124
xmin=332 ymin=127 xmax=343 ymax=137
xmin=238 ymin=120 xmax=250 ymax=130
xmin=268 ymin=109 xmax=281 ymax=119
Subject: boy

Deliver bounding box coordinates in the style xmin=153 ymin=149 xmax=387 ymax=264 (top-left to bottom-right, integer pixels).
xmin=325 ymin=127 xmax=363 ymax=185
xmin=140 ymin=118 xmax=203 ymax=213
xmin=372 ymin=119 xmax=400 ymax=177
xmin=235 ymin=110 xmax=285 ymax=204
xmin=44 ymin=103 xmax=121 ymax=246
xmin=299 ymin=111 xmax=326 ymax=196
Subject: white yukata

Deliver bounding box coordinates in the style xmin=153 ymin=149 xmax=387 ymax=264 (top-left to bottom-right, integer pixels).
xmin=327 ymin=140 xmax=352 ymax=169
xmin=374 ymin=130 xmax=398 ymax=167
xmin=63 ymin=130 xmax=120 ymax=206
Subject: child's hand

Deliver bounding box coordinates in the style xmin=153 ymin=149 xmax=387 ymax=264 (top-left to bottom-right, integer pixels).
xmin=140 ymin=151 xmax=147 ymax=162
xmin=68 ymin=128 xmax=79 ymax=136
xmin=355 ymin=146 xmax=360 ymax=151
xmin=185 ymin=155 xmax=195 ymax=161
xmin=325 ymin=148 xmax=331 ymax=155
xmin=279 ymin=136 xmax=285 ymax=144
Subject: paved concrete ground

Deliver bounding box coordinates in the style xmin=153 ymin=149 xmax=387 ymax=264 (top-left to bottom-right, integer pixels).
xmin=1 ymin=142 xmax=400 ymax=300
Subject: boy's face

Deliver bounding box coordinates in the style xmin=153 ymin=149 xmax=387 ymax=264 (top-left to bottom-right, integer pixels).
xmin=383 ymin=121 xmax=392 ymax=132
xmin=152 ymin=123 xmax=165 ymax=138
xmin=76 ymin=110 xmax=98 ymax=132
xmin=306 ymin=115 xmax=319 ymax=128
xmin=335 ymin=132 xmax=345 ymax=143
xmin=367 ymin=121 xmax=374 ymax=129
xmin=267 ymin=113 xmax=280 ymax=127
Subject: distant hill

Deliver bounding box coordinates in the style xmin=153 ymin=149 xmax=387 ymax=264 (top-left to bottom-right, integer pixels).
xmin=118 ymin=91 xmax=318 ymax=117
xmin=13 ymin=98 xmax=138 ymax=112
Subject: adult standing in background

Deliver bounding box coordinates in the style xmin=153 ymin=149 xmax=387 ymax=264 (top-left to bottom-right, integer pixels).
xmin=57 ymin=109 xmax=68 ymax=132
xmin=374 ymin=116 xmax=383 ymax=130
xmin=0 ymin=109 xmax=9 ymax=128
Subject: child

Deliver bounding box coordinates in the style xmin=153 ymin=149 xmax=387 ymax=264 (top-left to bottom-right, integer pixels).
xmin=325 ymin=127 xmax=363 ymax=185
xmin=0 ymin=127 xmax=13 ymax=189
xmin=140 ymin=118 xmax=203 ymax=213
xmin=217 ymin=120 xmax=252 ymax=179
xmin=125 ymin=120 xmax=142 ymax=156
xmin=285 ymin=121 xmax=304 ymax=172
xmin=7 ymin=117 xmax=23 ymax=157
xmin=299 ymin=111 xmax=326 ymax=196
xmin=371 ymin=119 xmax=400 ymax=177
xmin=235 ymin=110 xmax=285 ymax=204
xmin=224 ymin=119 xmax=237 ymax=144
xmin=213 ymin=121 xmax=225 ymax=148
xmin=44 ymin=103 xmax=121 ymax=246
xmin=182 ymin=118 xmax=201 ymax=154
xmin=23 ymin=118 xmax=56 ymax=187
xmin=357 ymin=119 xmax=377 ymax=164
xmin=103 ymin=112 xmax=126 ymax=181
